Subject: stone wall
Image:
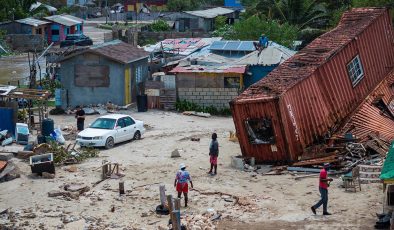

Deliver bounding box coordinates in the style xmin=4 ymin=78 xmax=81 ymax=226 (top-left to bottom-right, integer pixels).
xmin=178 ymin=88 xmax=239 ymax=108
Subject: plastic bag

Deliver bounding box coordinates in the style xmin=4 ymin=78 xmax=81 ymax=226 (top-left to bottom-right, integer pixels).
xmin=50 ymin=128 xmax=65 ymax=144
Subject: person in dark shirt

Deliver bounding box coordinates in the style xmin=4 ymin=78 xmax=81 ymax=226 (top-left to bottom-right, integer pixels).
xmin=75 ymin=106 xmax=86 ymax=131
xmin=208 ymin=133 xmax=219 ymax=175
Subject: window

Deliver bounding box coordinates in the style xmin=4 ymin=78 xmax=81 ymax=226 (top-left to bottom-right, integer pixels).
xmin=51 ymin=29 xmax=59 ymax=35
xmin=245 ymin=118 xmax=275 ymax=144
xmin=35 ymin=28 xmax=42 ymax=34
xmin=117 ymin=119 xmax=126 ymax=128
xmin=124 ymin=117 xmax=135 ymax=126
xmin=136 ymin=66 xmax=143 ymax=83
xmin=347 ymin=55 xmax=364 ymax=86
xmin=224 ymin=77 xmax=240 ymax=88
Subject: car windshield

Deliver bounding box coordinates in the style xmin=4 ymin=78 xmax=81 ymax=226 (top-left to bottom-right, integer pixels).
xmin=90 ymin=118 xmax=116 ymax=129
xmin=66 ymin=36 xmax=79 ymax=40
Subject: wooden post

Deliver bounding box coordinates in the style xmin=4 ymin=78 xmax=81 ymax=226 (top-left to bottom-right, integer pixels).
xmin=174 ymin=198 xmax=180 ymax=211
xmin=119 ymin=181 xmax=125 ymax=195
xmin=159 ymin=185 xmax=166 ymax=207
xmin=166 ymin=195 xmax=176 ymax=228
xmin=172 ymin=210 xmax=181 ymax=230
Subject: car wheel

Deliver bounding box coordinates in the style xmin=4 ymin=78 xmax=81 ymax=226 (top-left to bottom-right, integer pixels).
xmin=105 ymin=137 xmax=115 ymax=149
xmin=133 ymin=131 xmax=141 ymax=140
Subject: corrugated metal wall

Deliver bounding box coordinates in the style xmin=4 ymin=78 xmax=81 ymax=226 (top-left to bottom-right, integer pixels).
xmin=0 ymin=108 xmax=15 ymax=136
xmin=231 ymin=9 xmax=394 ymax=163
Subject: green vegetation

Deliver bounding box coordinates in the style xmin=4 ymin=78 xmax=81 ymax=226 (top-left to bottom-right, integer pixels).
xmin=166 ymin=0 xmax=200 ymax=11
xmin=175 ymin=99 xmax=232 ymax=116
xmin=149 ymin=19 xmax=171 ymax=32
xmin=0 ymin=0 xmax=35 ymax=21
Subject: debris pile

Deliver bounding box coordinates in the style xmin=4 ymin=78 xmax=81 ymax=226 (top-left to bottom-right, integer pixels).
xmin=65 ymin=102 xmax=133 ymax=116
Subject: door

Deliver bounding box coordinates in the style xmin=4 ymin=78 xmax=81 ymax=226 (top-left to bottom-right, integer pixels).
xmin=115 ymin=118 xmax=128 ymax=142
xmin=124 ymin=67 xmax=132 ymax=104
xmin=123 ymin=116 xmax=136 ymax=140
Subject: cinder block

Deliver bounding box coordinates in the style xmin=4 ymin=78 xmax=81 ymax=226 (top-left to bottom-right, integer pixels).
xmin=203 ymin=96 xmax=210 ymax=100
xmin=192 ymin=92 xmax=199 ymax=96
xmin=196 ymin=88 xmax=203 ymax=92
xmin=200 ymin=92 xmax=207 ymax=96
xmin=211 ymin=96 xmax=218 ymax=100
xmin=203 ymin=88 xmax=210 ymax=92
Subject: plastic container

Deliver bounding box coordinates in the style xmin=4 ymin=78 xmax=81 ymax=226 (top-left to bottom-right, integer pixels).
xmin=30 ymin=153 xmax=55 ymax=175
xmin=41 ymin=118 xmax=54 ymax=137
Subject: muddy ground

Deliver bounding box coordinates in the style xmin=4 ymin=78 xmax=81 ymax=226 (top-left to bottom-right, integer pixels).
xmin=0 ymin=110 xmax=383 ymax=229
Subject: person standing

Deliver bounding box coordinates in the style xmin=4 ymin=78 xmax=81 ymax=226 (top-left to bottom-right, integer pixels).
xmin=174 ymin=163 xmax=193 ymax=207
xmin=208 ymin=133 xmax=219 ymax=175
xmin=311 ymin=163 xmax=333 ymax=215
xmin=75 ymin=106 xmax=86 ymax=131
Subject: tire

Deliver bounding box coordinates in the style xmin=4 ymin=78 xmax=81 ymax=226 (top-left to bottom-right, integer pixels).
xmin=133 ymin=131 xmax=141 ymax=140
xmin=105 ymin=137 xmax=114 ymax=149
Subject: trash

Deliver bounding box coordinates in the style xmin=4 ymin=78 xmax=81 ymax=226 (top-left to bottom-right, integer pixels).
xmin=0 ymin=152 xmax=14 ymax=161
xmin=191 ymin=137 xmax=200 ymax=141
xmin=42 ymin=172 xmax=55 ymax=179
xmin=30 ymin=153 xmax=55 ymax=175
xmin=1 ymin=137 xmax=13 ymax=146
xmin=65 ymin=166 xmax=78 ymax=172
xmin=231 ymin=156 xmax=244 ymax=170
xmin=15 ymin=123 xmax=29 ymax=145
xmin=171 ymin=149 xmax=181 ymax=158
xmin=0 ymin=130 xmax=7 ymax=138
xmin=0 ymin=161 xmax=7 ymax=172
xmin=0 ymin=162 xmax=21 ymax=182
xmin=50 ymin=128 xmax=65 ymax=145
xmin=182 ymin=111 xmax=211 ymax=118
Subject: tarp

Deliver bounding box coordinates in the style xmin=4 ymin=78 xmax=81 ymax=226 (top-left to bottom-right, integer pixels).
xmin=379 ymin=141 xmax=394 ymax=180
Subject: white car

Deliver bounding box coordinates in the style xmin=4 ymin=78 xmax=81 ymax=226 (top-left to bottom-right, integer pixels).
xmin=76 ymin=114 xmax=145 ymax=149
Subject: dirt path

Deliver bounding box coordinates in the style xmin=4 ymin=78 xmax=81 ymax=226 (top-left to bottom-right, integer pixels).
xmin=0 ymin=110 xmax=383 ymax=229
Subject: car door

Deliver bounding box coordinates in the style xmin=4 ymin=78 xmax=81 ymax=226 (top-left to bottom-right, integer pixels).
xmin=123 ymin=116 xmax=136 ymax=140
xmin=115 ymin=118 xmax=128 ymax=142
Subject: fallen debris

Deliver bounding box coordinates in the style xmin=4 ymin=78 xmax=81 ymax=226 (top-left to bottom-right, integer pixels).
xmin=0 ymin=162 xmax=21 ymax=182
xmin=171 ymin=149 xmax=181 ymax=158
xmin=182 ymin=111 xmax=211 ymax=118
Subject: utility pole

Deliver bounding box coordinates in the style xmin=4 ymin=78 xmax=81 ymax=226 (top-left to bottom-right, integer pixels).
xmin=105 ymin=0 xmax=108 ymax=24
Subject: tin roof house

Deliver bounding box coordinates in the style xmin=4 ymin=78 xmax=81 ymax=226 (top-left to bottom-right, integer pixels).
xmin=230 ymin=8 xmax=394 ymax=163
xmin=44 ymin=14 xmax=84 ymax=44
xmin=58 ymin=40 xmax=149 ymax=108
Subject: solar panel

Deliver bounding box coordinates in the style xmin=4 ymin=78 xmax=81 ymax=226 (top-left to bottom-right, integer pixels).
xmin=223 ymin=41 xmax=240 ymax=51
xmin=238 ymin=41 xmax=255 ymax=51
xmin=209 ymin=41 xmax=226 ymax=50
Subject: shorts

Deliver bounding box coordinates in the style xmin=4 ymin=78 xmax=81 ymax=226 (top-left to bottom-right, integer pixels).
xmin=210 ymin=156 xmax=218 ymax=165
xmin=176 ymin=182 xmax=188 ymax=193
xmin=77 ymin=121 xmax=84 ymax=131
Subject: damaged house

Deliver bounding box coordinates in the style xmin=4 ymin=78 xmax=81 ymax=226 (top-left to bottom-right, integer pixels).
xmin=58 ymin=40 xmax=149 ymax=108
xmin=230 ymin=8 xmax=394 ymax=163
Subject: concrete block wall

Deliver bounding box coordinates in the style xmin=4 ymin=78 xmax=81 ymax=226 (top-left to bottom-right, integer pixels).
xmin=178 ymin=88 xmax=239 ymax=108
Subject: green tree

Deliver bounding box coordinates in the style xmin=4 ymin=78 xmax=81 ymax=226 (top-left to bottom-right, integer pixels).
xmin=0 ymin=0 xmax=36 ymax=21
xmin=166 ymin=0 xmax=200 ymax=11
xmin=149 ymin=19 xmax=171 ymax=31
xmin=214 ymin=15 xmax=227 ymax=29
xmin=214 ymin=15 xmax=298 ymax=47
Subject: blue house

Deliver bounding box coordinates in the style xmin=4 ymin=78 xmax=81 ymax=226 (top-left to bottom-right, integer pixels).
xmin=234 ymin=42 xmax=296 ymax=88
xmin=44 ymin=14 xmax=84 ymax=44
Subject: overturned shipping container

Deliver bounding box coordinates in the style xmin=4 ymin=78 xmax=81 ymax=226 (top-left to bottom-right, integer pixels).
xmin=230 ymin=8 xmax=394 ymax=163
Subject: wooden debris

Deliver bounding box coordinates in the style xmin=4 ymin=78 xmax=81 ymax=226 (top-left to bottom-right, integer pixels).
xmin=182 ymin=111 xmax=211 ymax=118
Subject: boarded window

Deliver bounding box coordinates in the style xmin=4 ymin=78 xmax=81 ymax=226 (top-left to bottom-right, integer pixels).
xmin=224 ymin=77 xmax=240 ymax=88
xmin=245 ymin=118 xmax=275 ymax=144
xmin=347 ymin=55 xmax=364 ymax=86
xmin=74 ymin=64 xmax=110 ymax=87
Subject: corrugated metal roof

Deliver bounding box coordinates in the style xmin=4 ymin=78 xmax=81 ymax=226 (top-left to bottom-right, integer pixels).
xmin=144 ymin=37 xmax=221 ymax=56
xmin=339 ymin=70 xmax=394 ymax=141
xmin=44 ymin=14 xmax=83 ymax=26
xmin=236 ymin=7 xmax=388 ymax=101
xmin=170 ymin=65 xmax=245 ymax=74
xmin=234 ymin=42 xmax=296 ymax=66
xmin=184 ymin=7 xmax=234 ymax=19
xmin=15 ymin=17 xmax=50 ymax=27
xmin=60 ymin=40 xmax=149 ymax=64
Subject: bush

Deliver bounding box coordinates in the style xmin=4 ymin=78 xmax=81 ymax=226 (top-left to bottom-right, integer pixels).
xmin=149 ymin=20 xmax=171 ymax=32
xmin=175 ymin=99 xmax=232 ymax=116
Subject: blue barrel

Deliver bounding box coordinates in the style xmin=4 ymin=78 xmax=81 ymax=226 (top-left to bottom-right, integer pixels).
xmin=41 ymin=118 xmax=54 ymax=137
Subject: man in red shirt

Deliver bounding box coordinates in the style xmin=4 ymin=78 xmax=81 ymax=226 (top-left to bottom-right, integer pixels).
xmin=311 ymin=163 xmax=333 ymax=215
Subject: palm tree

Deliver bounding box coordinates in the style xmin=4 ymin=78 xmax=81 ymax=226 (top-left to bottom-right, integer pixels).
xmin=252 ymin=0 xmax=328 ymax=30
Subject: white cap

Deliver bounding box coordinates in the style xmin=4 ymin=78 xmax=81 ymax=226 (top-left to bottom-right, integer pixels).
xmin=179 ymin=163 xmax=186 ymax=170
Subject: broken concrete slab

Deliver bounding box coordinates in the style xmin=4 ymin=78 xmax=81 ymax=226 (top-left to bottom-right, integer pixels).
xmin=171 ymin=149 xmax=181 ymax=158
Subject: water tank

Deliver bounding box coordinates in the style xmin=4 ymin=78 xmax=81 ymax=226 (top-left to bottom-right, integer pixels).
xmin=41 ymin=118 xmax=54 ymax=137
xmin=137 ymin=95 xmax=148 ymax=112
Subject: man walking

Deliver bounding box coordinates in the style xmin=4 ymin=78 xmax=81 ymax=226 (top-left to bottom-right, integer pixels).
xmin=311 ymin=163 xmax=333 ymax=215
xmin=174 ymin=163 xmax=193 ymax=207
xmin=75 ymin=106 xmax=86 ymax=131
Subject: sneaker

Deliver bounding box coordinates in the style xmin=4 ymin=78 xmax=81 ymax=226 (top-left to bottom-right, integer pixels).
xmin=311 ymin=207 xmax=316 ymax=215
xmin=323 ymin=212 xmax=332 ymax=215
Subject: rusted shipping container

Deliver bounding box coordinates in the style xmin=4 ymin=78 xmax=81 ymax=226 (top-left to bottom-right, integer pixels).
xmin=230 ymin=8 xmax=394 ymax=163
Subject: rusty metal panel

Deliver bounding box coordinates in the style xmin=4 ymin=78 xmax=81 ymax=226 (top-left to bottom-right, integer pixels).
xmin=230 ymin=100 xmax=290 ymax=163
xmin=74 ymin=64 xmax=110 ymax=87
xmin=231 ymin=8 xmax=394 ymax=162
